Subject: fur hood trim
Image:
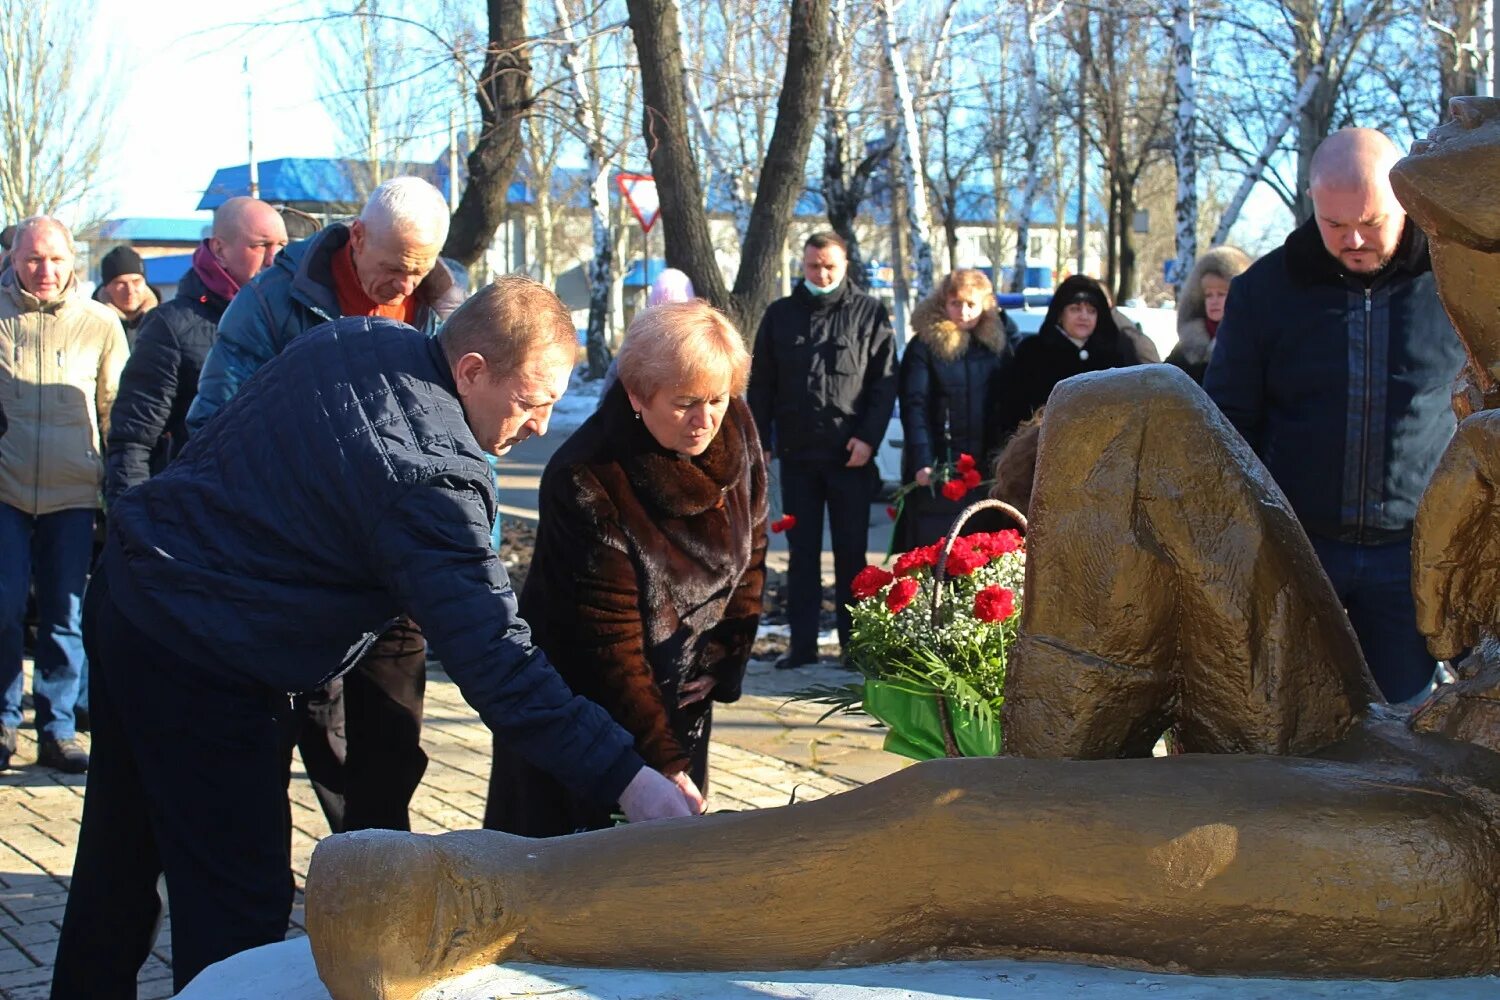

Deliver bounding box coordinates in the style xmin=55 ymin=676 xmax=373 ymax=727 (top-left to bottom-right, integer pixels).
xmin=910 ymin=292 xmax=1007 ymax=363
xmin=1176 ymin=246 xmax=1251 ymax=330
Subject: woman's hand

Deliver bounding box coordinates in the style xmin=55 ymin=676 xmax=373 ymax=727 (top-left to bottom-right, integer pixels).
xmin=678 ymin=675 xmax=717 ymax=707
xmin=670 ymin=771 xmax=707 ymax=814
xmin=915 ymin=466 xmax=933 ymax=487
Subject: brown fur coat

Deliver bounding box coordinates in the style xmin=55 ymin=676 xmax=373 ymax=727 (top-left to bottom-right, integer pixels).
xmin=519 ymin=383 xmax=768 ymax=775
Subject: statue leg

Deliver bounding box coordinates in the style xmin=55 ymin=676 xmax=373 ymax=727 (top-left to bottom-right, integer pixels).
xmin=305 ymin=756 xmax=1498 ymax=995
xmin=1005 ymin=366 xmax=1379 ymax=759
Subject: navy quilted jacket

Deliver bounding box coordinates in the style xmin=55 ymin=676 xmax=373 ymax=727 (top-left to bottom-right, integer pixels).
xmin=105 ymin=317 xmax=644 ymax=804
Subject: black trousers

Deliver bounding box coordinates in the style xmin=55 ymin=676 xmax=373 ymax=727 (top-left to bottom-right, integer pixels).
xmin=780 ymin=458 xmax=879 ymax=657
xmin=53 ymin=569 xmax=294 ymax=997
xmin=291 ymin=617 xmax=428 ymax=833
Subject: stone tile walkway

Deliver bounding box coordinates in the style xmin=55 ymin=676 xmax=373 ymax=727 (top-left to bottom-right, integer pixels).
xmin=0 ymin=657 xmax=899 ymax=998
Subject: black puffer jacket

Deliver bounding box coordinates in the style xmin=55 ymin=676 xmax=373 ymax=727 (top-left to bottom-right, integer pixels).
xmin=899 ymin=291 xmax=1015 ymax=475
xmin=748 ymin=280 xmax=898 ymax=462
xmin=992 ymin=274 xmax=1141 ymax=446
xmin=104 ymin=317 xmax=645 ymax=806
xmin=105 ymin=268 xmax=228 ymax=504
xmin=1205 ymin=219 xmax=1464 ymax=544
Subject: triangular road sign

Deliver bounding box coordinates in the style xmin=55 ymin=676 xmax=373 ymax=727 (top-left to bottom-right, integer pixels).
xmin=617 ymin=173 xmax=661 ymax=233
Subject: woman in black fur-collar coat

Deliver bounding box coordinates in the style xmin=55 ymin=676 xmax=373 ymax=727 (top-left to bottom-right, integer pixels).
xmin=484 ymin=301 xmax=767 ymax=837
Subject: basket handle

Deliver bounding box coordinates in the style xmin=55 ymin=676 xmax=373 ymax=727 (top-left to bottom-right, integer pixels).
xmin=925 ymin=497 xmax=1027 ymax=758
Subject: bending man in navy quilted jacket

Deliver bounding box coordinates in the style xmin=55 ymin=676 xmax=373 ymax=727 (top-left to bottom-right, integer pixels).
xmin=51 ymin=278 xmax=702 ymax=997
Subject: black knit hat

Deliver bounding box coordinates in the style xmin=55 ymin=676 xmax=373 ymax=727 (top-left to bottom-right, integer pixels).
xmin=100 ymin=245 xmax=145 ymax=284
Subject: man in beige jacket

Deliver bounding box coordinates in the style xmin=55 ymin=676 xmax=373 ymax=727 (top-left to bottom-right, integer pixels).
xmin=0 ymin=217 xmax=127 ymax=773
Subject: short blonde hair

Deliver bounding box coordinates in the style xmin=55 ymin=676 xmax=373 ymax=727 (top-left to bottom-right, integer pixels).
xmin=939 ymin=268 xmax=993 ymax=300
xmin=616 ymin=300 xmax=750 ymax=401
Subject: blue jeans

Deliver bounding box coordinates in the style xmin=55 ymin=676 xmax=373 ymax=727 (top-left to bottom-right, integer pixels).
xmin=1310 ymin=535 xmax=1435 ymax=704
xmin=0 ymin=503 xmax=94 ymax=738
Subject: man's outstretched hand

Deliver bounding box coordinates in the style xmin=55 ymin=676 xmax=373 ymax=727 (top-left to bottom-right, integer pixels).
xmin=1413 ymin=409 xmax=1500 ymax=660
xmin=617 ymin=765 xmax=705 ymax=822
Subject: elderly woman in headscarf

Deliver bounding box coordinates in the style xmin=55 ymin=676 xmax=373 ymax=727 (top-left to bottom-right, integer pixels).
xmin=991 ymin=273 xmax=1142 ymax=447
xmin=1166 ymin=246 xmax=1252 ymax=384
xmin=484 ymin=300 xmax=767 ymax=837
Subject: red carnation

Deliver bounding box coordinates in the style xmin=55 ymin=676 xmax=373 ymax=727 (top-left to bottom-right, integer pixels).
xmin=961 ymin=468 xmax=983 ymax=489
xmin=955 ymin=452 xmax=977 ymax=473
xmin=893 ymin=542 xmax=941 ymax=577
xmin=886 ymin=576 xmax=920 ymax=614
xmin=944 ymin=541 xmax=988 ymax=577
xmin=771 ymin=514 xmax=796 ymax=534
xmin=974 ymin=530 xmax=1023 ymax=557
xmin=973 ymin=585 xmax=1016 ymax=623
xmin=886 ymin=505 xmax=900 ymax=520
xmin=940 ymin=478 xmax=969 ymax=502
xmin=851 ymin=564 xmax=895 ymax=601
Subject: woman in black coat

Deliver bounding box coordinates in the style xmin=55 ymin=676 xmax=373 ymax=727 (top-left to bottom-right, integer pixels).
xmin=484 ymin=300 xmax=768 ymax=837
xmin=898 ymin=268 xmax=1015 ymax=547
xmin=992 ymin=274 xmax=1141 ymax=447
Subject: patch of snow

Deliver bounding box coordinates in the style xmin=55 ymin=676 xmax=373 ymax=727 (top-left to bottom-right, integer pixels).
xmin=550 ymin=366 xmax=608 ymax=434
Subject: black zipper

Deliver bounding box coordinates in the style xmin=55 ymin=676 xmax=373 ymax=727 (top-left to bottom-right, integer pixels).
xmin=1356 ymin=287 xmax=1372 ymax=540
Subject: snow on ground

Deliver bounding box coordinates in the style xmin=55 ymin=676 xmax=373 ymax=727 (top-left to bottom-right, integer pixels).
xmin=551 ymin=365 xmax=608 ymax=434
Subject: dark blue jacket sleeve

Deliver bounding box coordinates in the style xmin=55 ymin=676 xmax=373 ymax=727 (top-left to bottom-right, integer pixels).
xmin=369 ymin=478 xmax=645 ymax=805
xmin=187 ymin=286 xmax=278 ymax=434
xmin=746 ymin=307 xmax=776 ymax=451
xmin=106 ymin=314 xmax=181 ymax=504
xmin=1203 ymin=277 xmax=1267 ymax=452
xmin=854 ymin=303 xmax=899 ymax=448
xmin=900 ymin=341 xmax=935 ymax=471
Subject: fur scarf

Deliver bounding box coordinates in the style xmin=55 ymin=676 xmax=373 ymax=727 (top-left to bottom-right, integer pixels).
xmin=910 ymin=291 xmax=1007 ymax=363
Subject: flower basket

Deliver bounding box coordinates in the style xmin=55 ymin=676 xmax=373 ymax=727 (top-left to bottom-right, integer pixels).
xmin=861 ymin=678 xmax=1001 ymax=760
xmin=793 ymin=497 xmax=1027 ymax=761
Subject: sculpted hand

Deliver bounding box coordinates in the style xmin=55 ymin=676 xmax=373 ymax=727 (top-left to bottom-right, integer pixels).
xmin=617 ymin=766 xmax=700 ymax=822
xmin=845 ymin=437 xmax=873 ymax=468
xmin=1413 ymin=409 xmax=1500 ymax=659
xmin=678 ymin=675 xmax=717 ymax=707
xmin=914 ymin=466 xmax=933 ymax=487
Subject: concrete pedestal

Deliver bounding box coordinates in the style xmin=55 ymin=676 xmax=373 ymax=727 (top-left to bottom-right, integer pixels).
xmin=179 ymin=938 xmax=1500 ymax=1000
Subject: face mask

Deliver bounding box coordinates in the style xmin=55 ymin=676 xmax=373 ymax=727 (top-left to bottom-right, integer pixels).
xmin=805 ymin=278 xmax=841 ymax=296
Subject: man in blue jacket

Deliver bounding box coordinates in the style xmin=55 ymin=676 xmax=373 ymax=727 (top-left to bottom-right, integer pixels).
xmin=1205 ymin=128 xmax=1466 ymax=703
xmin=188 ymin=177 xmax=464 ymax=836
xmin=51 ymin=277 xmax=700 ymax=996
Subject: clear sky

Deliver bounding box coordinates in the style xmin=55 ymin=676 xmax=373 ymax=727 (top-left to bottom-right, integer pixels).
xmin=97 ymin=0 xmax=339 ymax=219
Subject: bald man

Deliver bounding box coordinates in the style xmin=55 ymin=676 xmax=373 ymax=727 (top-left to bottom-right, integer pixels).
xmin=1205 ymin=128 xmax=1466 ymax=702
xmin=106 ymin=197 xmax=288 ymax=503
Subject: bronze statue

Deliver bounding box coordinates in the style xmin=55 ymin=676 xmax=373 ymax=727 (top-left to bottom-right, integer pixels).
xmin=302 ymin=99 xmax=1500 ymax=1000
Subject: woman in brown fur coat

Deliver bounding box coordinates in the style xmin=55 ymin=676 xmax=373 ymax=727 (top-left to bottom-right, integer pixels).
xmin=1165 ymin=245 xmax=1251 ymax=384
xmin=483 ymin=301 xmax=768 ymax=836
xmin=897 ymin=269 xmax=1016 ymax=547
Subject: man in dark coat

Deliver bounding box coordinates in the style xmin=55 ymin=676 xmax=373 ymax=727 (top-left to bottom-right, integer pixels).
xmin=51 ymin=279 xmax=700 ymax=996
xmin=1205 ymin=128 xmax=1466 ymax=703
xmin=748 ymin=231 xmax=897 ymax=669
xmin=187 ymin=177 xmax=462 ymax=836
xmin=105 ymin=197 xmax=287 ymax=503
xmin=93 ymin=246 xmax=160 ymax=350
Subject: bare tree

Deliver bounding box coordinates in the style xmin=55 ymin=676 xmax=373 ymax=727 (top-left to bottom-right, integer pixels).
xmin=0 ymin=0 xmax=114 ymax=222
xmin=446 ymin=0 xmax=533 ymax=267
xmin=877 ymin=0 xmax=936 ymax=299
xmin=821 ymin=0 xmax=892 ymax=291
xmin=624 ymin=0 xmax=829 ymax=335
xmin=1427 ymin=0 xmax=1495 ymax=107
xmin=1011 ymin=0 xmax=1066 ymax=293
xmin=1172 ymin=0 xmax=1198 ymax=290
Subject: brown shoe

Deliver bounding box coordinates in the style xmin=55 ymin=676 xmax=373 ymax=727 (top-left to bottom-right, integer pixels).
xmin=37 ymin=735 xmax=88 ymax=774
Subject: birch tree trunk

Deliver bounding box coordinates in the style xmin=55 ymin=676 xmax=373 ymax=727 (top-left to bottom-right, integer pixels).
xmin=553 ymin=0 xmax=615 ymax=377
xmin=877 ymin=0 xmax=935 ymax=299
xmin=820 ymin=0 xmax=891 ymax=291
xmin=1009 ymin=0 xmax=1053 ymax=293
xmin=1172 ymin=0 xmax=1197 ymax=291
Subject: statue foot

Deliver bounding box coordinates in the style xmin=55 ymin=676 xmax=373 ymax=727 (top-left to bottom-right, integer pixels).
xmin=305 ymin=829 xmax=525 ymax=1000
